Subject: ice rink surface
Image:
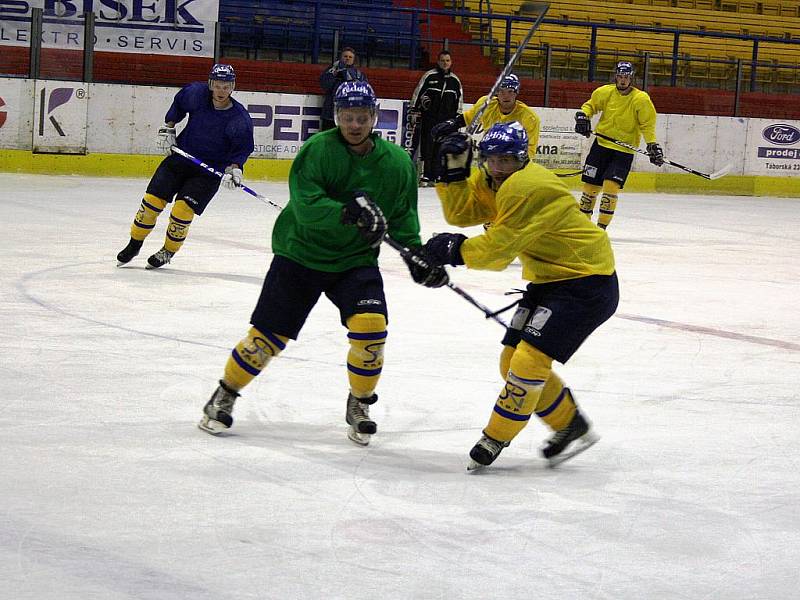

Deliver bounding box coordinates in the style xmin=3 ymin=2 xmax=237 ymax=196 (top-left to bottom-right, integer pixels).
xmin=2 ymin=173 xmax=799 ymax=599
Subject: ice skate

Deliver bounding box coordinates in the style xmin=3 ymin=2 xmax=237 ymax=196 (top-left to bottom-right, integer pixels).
xmin=467 ymin=433 xmax=509 ymax=471
xmin=198 ymin=380 xmax=240 ymax=435
xmin=146 ymin=246 xmax=175 ymax=269
xmin=345 ymin=392 xmax=377 ymax=446
xmin=116 ymin=238 xmax=143 ymax=266
xmin=541 ymin=409 xmax=599 ymax=467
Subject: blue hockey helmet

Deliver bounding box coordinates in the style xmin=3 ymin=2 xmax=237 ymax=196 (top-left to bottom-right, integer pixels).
xmin=499 ymin=73 xmax=521 ymax=93
xmin=209 ymin=63 xmax=236 ymax=82
xmin=615 ymin=61 xmax=635 ymax=76
xmin=334 ymin=81 xmax=377 ymax=111
xmin=478 ymin=121 xmax=529 ymax=163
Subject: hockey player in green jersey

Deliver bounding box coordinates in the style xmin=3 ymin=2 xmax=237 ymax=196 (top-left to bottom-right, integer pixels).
xmin=424 ymin=122 xmax=619 ymax=470
xmin=198 ymin=81 xmax=447 ymax=445
xmin=575 ymin=60 xmax=664 ymax=229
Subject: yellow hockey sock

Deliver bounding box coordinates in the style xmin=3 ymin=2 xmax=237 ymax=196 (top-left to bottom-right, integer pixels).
xmin=499 ymin=344 xmax=516 ymax=380
xmin=579 ymin=191 xmax=598 ymax=218
xmin=598 ymin=193 xmax=618 ymax=229
xmin=164 ymin=200 xmax=195 ymax=254
xmin=223 ymin=326 xmax=289 ymax=390
xmin=535 ymin=370 xmax=577 ymax=431
xmin=131 ymin=193 xmax=167 ymax=241
xmin=598 ymin=181 xmax=621 ymax=229
xmin=484 ymin=341 xmax=552 ymax=443
xmin=345 ymin=313 xmax=387 ymax=398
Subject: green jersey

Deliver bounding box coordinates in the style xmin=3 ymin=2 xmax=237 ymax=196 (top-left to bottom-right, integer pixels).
xmin=272 ymin=129 xmax=421 ymax=272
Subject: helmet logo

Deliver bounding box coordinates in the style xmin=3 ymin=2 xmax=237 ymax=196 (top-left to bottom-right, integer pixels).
xmin=615 ymin=61 xmax=634 ymax=76
xmin=478 ymin=121 xmax=528 ymax=160
xmin=499 ymin=73 xmax=521 ymax=93
xmin=334 ymin=81 xmax=377 ymax=110
xmin=209 ymin=63 xmax=236 ymax=82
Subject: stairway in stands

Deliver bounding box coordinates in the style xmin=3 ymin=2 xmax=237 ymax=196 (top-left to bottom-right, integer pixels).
xmin=393 ymin=0 xmax=496 ymax=72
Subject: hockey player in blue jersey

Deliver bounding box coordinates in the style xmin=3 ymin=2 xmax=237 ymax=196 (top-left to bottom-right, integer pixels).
xmin=116 ymin=63 xmax=255 ymax=269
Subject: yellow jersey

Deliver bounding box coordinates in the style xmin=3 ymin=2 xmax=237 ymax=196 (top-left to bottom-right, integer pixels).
xmin=463 ymin=95 xmax=540 ymax=159
xmin=435 ymin=162 xmax=615 ymax=283
xmin=581 ymin=84 xmax=657 ymax=153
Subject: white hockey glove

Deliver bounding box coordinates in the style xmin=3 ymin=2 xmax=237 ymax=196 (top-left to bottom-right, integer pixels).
xmin=157 ymin=124 xmax=176 ymax=155
xmin=221 ymin=165 xmax=243 ymax=190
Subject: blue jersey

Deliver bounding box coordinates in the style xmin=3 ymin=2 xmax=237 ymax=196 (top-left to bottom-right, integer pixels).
xmin=165 ymin=82 xmax=254 ymax=172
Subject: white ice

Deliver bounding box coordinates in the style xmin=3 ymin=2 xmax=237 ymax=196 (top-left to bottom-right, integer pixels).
xmin=1 ymin=174 xmax=799 ymax=600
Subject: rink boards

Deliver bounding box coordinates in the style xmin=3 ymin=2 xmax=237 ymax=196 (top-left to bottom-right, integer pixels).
xmin=0 ymin=76 xmax=798 ymax=196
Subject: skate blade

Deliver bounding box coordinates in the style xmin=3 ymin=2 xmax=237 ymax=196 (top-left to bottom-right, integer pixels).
xmin=347 ymin=426 xmax=371 ymax=446
xmin=547 ymin=432 xmax=600 ymax=468
xmin=198 ymin=416 xmax=228 ymax=436
xmin=466 ymin=459 xmax=487 ymax=472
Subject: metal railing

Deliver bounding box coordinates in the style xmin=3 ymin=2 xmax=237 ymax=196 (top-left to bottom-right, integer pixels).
xmin=2 ymin=1 xmax=799 ymax=101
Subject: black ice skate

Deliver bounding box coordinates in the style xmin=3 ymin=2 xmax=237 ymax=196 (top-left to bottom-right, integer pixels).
xmin=346 ymin=392 xmax=377 ymax=446
xmin=198 ymin=380 xmax=240 ymax=435
xmin=116 ymin=238 xmax=143 ymax=266
xmin=541 ymin=409 xmax=599 ymax=467
xmin=146 ymin=247 xmax=175 ymax=269
xmin=467 ymin=433 xmax=509 ymax=471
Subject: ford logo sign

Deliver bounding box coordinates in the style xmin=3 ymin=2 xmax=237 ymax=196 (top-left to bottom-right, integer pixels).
xmin=762 ymin=123 xmax=800 ymax=145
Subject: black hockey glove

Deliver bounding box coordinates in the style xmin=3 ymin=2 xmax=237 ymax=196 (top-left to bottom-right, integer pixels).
xmin=574 ymin=111 xmax=591 ymax=137
xmin=402 ymin=246 xmax=449 ymax=288
xmin=424 ymin=232 xmax=467 ymax=266
xmin=647 ymin=142 xmax=665 ymax=166
xmin=341 ymin=191 xmax=388 ymax=249
xmin=436 ymin=133 xmax=473 ymax=184
xmin=430 ymin=114 xmax=466 ymax=142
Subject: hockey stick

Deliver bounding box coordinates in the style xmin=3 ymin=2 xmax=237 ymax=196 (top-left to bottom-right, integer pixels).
xmin=173 ymin=146 xmax=505 ymax=325
xmin=466 ymin=2 xmax=550 ymax=136
xmin=170 ymin=146 xmax=285 ymax=211
xmin=381 ymin=235 xmax=509 ymax=328
xmin=593 ymin=132 xmax=732 ymax=180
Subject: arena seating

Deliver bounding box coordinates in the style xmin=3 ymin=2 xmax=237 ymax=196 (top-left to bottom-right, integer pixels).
xmin=455 ymin=0 xmax=800 ymax=89
xmin=219 ymin=0 xmax=415 ymax=66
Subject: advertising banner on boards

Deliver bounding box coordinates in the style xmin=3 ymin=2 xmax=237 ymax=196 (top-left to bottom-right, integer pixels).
xmin=0 ymin=0 xmax=218 ymax=57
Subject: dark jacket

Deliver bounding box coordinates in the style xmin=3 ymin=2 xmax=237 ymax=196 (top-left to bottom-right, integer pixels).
xmin=409 ymin=66 xmax=463 ymax=124
xmin=319 ymin=61 xmax=368 ymax=121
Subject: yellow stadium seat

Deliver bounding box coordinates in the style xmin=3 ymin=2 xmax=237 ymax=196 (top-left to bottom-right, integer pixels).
xmin=708 ymin=58 xmax=735 ymax=80
xmin=780 ymin=1 xmax=799 ymax=16
xmin=776 ymin=66 xmax=796 ymax=83
xmin=480 ymin=0 xmax=800 ymax=86
xmin=686 ymin=56 xmax=710 ymax=79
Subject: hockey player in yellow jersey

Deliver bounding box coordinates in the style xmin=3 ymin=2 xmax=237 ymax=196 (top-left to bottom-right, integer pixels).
xmin=424 ymin=122 xmax=619 ymax=470
xmin=430 ymin=74 xmax=540 ymax=159
xmin=575 ymin=60 xmax=663 ymax=229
